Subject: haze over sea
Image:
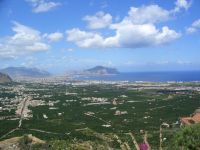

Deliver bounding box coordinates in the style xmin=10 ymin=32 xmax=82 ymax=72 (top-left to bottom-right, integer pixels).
xmin=77 ymin=71 xmax=200 ymax=82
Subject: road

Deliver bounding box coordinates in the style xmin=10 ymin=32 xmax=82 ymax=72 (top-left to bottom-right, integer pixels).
xmin=18 ymin=98 xmax=29 ymax=128
xmin=0 ymin=97 xmax=30 ymax=139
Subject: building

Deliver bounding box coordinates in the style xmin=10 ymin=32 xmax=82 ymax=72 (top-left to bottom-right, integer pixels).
xmin=180 ymin=113 xmax=200 ymax=126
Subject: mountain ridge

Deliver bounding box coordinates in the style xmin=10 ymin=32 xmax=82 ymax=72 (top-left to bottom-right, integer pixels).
xmin=0 ymin=67 xmax=51 ymax=78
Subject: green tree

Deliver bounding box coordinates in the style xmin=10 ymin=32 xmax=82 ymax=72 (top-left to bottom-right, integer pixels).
xmin=174 ymin=123 xmax=200 ymax=150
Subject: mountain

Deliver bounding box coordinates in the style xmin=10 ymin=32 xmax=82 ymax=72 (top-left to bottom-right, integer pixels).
xmin=0 ymin=67 xmax=51 ymax=78
xmin=84 ymin=66 xmax=119 ymax=75
xmin=0 ymin=72 xmax=12 ymax=84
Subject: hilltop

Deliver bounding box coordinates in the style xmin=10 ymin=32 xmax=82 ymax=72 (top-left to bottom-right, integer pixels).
xmin=0 ymin=67 xmax=51 ymax=78
xmin=0 ymin=72 xmax=12 ymax=84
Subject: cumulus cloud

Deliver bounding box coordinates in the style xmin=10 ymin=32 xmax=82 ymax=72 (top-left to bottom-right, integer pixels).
xmin=67 ymin=22 xmax=180 ymax=48
xmin=174 ymin=0 xmax=192 ymax=12
xmin=83 ymin=11 xmax=112 ymax=29
xmin=127 ymin=5 xmax=170 ymax=24
xmin=26 ymin=0 xmax=60 ymax=13
xmin=44 ymin=32 xmax=63 ymax=42
xmin=0 ymin=22 xmax=50 ymax=59
xmin=110 ymin=21 xmax=180 ymax=48
xmin=66 ymin=4 xmax=181 ymax=49
xmin=186 ymin=19 xmax=200 ymax=34
xmin=66 ymin=28 xmax=106 ymax=48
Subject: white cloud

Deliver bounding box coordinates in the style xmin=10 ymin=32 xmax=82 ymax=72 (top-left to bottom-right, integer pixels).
xmin=111 ymin=21 xmax=180 ymax=48
xmin=44 ymin=32 xmax=63 ymax=42
xmin=67 ymin=48 xmax=73 ymax=52
xmin=0 ymin=22 xmax=50 ymax=59
xmin=21 ymin=56 xmax=38 ymax=67
xmin=186 ymin=27 xmax=197 ymax=33
xmin=127 ymin=5 xmax=170 ymax=24
xmin=67 ymin=5 xmax=181 ymax=49
xmin=174 ymin=0 xmax=192 ymax=12
xmin=177 ymin=60 xmax=191 ymax=65
xmin=67 ymin=23 xmax=180 ymax=49
xmin=186 ymin=19 xmax=200 ymax=33
xmin=26 ymin=0 xmax=60 ymax=13
xmin=83 ymin=11 xmax=112 ymax=29
xmin=100 ymin=1 xmax=108 ymax=9
xmin=192 ymin=19 xmax=200 ymax=28
xmin=66 ymin=28 xmax=106 ymax=48
xmin=61 ymin=48 xmax=74 ymax=52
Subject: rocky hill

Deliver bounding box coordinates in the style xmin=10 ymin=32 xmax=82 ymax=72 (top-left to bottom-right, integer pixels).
xmin=0 ymin=72 xmax=12 ymax=84
xmin=0 ymin=134 xmax=46 ymax=150
xmin=84 ymin=66 xmax=119 ymax=75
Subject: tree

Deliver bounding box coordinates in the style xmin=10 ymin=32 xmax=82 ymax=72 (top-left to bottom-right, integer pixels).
xmin=174 ymin=123 xmax=200 ymax=150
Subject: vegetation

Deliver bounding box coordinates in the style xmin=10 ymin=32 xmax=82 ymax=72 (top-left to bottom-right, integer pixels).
xmin=1 ymin=82 xmax=200 ymax=149
xmin=173 ymin=123 xmax=200 ymax=150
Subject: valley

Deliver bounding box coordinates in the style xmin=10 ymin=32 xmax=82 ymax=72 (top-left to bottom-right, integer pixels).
xmin=1 ymin=81 xmax=200 ymax=149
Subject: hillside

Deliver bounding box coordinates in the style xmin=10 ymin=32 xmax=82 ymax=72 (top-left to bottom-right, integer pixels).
xmin=0 ymin=134 xmax=46 ymax=150
xmin=0 ymin=67 xmax=51 ymax=78
xmin=84 ymin=66 xmax=119 ymax=75
xmin=0 ymin=72 xmax=12 ymax=84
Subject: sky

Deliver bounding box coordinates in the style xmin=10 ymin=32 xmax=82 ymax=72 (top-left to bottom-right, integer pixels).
xmin=0 ymin=0 xmax=200 ymax=74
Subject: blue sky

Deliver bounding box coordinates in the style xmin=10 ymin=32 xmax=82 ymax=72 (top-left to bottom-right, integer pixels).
xmin=0 ymin=0 xmax=200 ymax=73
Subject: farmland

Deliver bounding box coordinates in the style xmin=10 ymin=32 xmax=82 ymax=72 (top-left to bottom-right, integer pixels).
xmin=1 ymin=81 xmax=200 ymax=149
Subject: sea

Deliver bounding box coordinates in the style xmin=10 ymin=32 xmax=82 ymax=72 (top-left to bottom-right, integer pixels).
xmin=76 ymin=71 xmax=200 ymax=82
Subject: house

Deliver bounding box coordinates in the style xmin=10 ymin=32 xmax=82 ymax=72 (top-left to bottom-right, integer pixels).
xmin=180 ymin=113 xmax=200 ymax=126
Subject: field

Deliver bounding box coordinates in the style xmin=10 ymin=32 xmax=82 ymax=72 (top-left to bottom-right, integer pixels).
xmin=1 ymin=81 xmax=200 ymax=149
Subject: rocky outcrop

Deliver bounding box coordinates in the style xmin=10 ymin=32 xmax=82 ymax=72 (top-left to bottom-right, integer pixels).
xmin=0 ymin=72 xmax=12 ymax=84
